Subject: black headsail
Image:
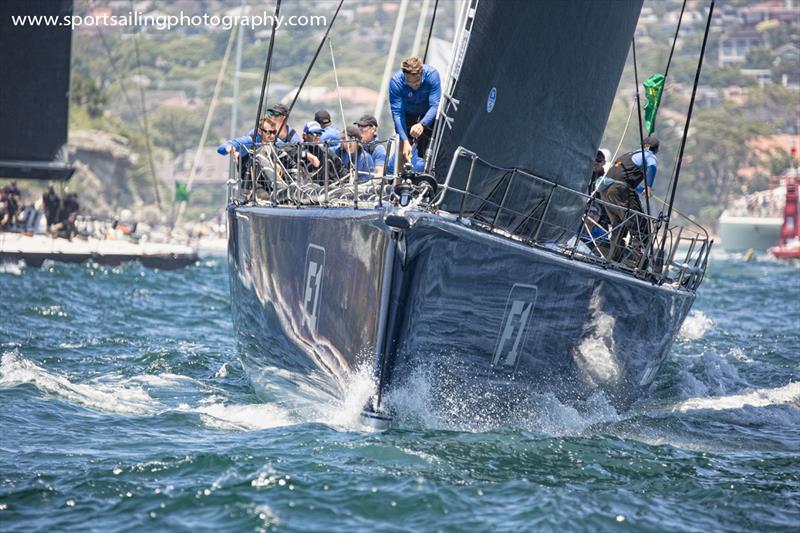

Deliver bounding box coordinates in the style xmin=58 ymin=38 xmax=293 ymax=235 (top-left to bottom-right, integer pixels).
xmin=433 ymin=0 xmax=642 ymax=240
xmin=0 ymin=0 xmax=75 ymax=180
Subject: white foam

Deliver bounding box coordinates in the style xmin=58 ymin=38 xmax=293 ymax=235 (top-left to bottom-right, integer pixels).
xmin=0 ymin=260 xmax=24 ymax=276
xmin=520 ymin=392 xmax=622 ymax=436
xmin=214 ymin=363 xmax=230 ymax=378
xmin=125 ymin=373 xmax=199 ymax=389
xmin=679 ymin=310 xmax=713 ymax=340
xmin=318 ymin=363 xmax=380 ymax=430
xmin=191 ymin=402 xmax=295 ymax=431
xmin=0 ymin=352 xmax=158 ymax=415
xmin=382 ymin=364 xmax=623 ymax=435
xmin=672 ymin=382 xmax=800 ymax=413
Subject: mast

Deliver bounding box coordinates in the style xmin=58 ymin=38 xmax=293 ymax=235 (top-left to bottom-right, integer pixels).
xmin=373 ymin=0 xmax=410 ymax=130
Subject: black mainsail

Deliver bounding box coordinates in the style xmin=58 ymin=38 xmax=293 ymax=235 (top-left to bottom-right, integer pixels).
xmin=0 ymin=0 xmax=74 ymax=180
xmin=433 ymin=0 xmax=642 ymax=239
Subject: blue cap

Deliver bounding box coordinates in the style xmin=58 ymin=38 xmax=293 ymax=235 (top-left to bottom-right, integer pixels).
xmin=303 ymin=120 xmax=324 ymax=135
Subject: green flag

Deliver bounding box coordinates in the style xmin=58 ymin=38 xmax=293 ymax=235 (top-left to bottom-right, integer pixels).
xmin=642 ymin=73 xmax=665 ymax=135
xmin=174 ymin=181 xmax=190 ymax=202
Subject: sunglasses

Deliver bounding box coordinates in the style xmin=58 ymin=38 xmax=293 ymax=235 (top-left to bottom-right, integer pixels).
xmin=260 ymin=128 xmax=277 ymax=135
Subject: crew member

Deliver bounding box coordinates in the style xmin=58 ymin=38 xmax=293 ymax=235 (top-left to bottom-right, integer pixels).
xmin=268 ymin=103 xmax=302 ymax=145
xmin=301 ymin=120 xmax=343 ymax=182
xmin=389 ymin=56 xmax=440 ymax=166
xmin=336 ymin=126 xmax=375 ymax=181
xmin=354 ymin=114 xmax=386 ymax=176
xmin=314 ymin=110 xmax=341 ymax=149
xmin=598 ymin=135 xmax=659 ymax=261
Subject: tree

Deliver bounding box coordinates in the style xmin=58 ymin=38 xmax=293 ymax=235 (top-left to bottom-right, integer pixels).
xmin=71 ymin=73 xmax=107 ymax=118
xmin=150 ymin=106 xmax=205 ymax=157
xmin=677 ymin=105 xmax=769 ymax=221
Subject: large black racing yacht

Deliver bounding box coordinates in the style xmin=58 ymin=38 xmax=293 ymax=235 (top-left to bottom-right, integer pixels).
xmin=226 ymin=0 xmax=712 ymax=427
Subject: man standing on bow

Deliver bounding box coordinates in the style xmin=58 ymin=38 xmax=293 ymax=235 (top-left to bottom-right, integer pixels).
xmin=389 ymin=56 xmax=441 ymax=168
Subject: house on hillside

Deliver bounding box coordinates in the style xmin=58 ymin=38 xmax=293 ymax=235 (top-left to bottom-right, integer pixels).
xmin=737 ymin=1 xmax=799 ymax=26
xmin=718 ymin=30 xmax=766 ymax=67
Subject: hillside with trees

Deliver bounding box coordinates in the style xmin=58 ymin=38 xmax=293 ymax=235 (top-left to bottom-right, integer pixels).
xmin=66 ymin=0 xmax=799 ymax=228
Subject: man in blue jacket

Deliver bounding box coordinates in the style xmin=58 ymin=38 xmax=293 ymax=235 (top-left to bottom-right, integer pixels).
xmin=217 ymin=115 xmax=273 ymax=157
xmin=389 ymin=56 xmax=440 ymax=168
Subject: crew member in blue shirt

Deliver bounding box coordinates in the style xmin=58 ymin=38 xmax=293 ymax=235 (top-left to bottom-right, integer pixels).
xmin=337 ymin=125 xmax=375 ymax=182
xmin=354 ymin=114 xmax=386 ymax=176
xmin=597 ymin=135 xmax=660 ymax=260
xmin=389 ymin=56 xmax=441 ymax=167
xmin=216 ymin=115 xmax=277 ymax=157
xmin=314 ymin=110 xmax=341 ymax=149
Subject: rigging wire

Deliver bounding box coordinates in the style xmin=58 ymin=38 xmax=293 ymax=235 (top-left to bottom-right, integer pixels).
xmin=373 ymin=0 xmax=411 ymax=124
xmin=92 ymin=23 xmax=144 ymax=132
xmin=659 ymin=1 xmax=716 ymax=262
xmin=411 ymin=0 xmax=431 ymax=58
xmin=662 ymin=0 xmax=687 ymax=91
xmin=129 ymin=0 xmax=161 ymax=209
xmin=253 ymin=0 xmax=282 ymax=144
xmin=173 ymin=23 xmax=238 ymax=231
xmin=276 ymin=0 xmax=345 ymax=135
xmin=631 ymin=38 xmax=652 ymax=219
xmin=658 ymin=0 xmax=688 ymax=218
xmin=423 ymin=0 xmax=440 ymax=64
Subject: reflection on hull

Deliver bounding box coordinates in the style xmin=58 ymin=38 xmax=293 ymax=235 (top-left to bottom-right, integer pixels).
xmin=228 ymin=206 xmax=695 ymax=419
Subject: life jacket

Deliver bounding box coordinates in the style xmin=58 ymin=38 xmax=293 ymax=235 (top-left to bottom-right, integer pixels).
xmin=605 ymin=151 xmax=645 ymax=189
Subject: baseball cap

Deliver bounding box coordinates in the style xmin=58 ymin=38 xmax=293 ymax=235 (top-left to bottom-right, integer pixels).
xmin=354 ymin=114 xmax=378 ymax=128
xmin=303 ymin=121 xmax=324 ymax=135
xmin=345 ymin=125 xmax=361 ymax=140
xmin=643 ymin=134 xmax=660 ymax=154
xmin=314 ymin=110 xmax=332 ymax=125
xmin=267 ymin=103 xmax=289 ymax=117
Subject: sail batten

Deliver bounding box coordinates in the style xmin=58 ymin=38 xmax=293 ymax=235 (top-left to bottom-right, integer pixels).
xmin=434 ymin=0 xmax=643 ymax=235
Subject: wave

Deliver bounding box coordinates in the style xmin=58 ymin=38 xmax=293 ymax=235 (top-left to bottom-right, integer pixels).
xmin=678 ymin=310 xmax=713 ymax=340
xmin=0 ymin=351 xmax=158 ymax=415
xmin=671 ymin=382 xmax=800 ymax=413
xmin=187 ymin=402 xmax=296 ymax=431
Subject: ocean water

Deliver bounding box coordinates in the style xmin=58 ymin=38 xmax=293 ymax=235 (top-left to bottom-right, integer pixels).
xmin=1 ymin=254 xmax=798 ymax=532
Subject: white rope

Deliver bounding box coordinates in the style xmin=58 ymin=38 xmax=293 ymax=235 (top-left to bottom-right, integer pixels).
xmin=328 ymin=39 xmax=347 ymax=134
xmin=611 ymin=97 xmax=637 ymax=163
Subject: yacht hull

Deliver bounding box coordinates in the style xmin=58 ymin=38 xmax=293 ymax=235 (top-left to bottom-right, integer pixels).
xmin=228 ymin=205 xmax=695 ymax=415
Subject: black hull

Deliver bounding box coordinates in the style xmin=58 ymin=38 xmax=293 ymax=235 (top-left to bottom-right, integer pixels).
xmin=228 ymin=206 xmax=695 ymax=415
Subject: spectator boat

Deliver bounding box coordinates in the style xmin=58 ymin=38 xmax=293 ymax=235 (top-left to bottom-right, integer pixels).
xmin=718 ymin=172 xmax=798 ymax=253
